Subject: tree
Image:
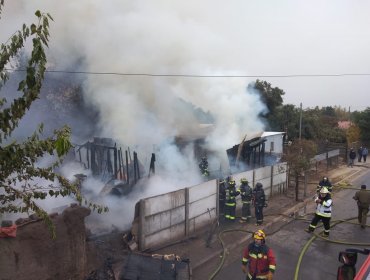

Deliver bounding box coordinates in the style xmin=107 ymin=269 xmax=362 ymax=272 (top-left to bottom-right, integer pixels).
xmin=252 ymin=80 xmax=285 ymax=130
xmin=0 ymin=3 xmax=106 ymax=238
xmin=352 ymin=108 xmax=370 ymax=143
xmin=275 ymin=104 xmax=300 ymax=139
xmin=282 ymin=139 xmax=317 ymax=201
xmin=346 ymin=124 xmax=360 ymax=146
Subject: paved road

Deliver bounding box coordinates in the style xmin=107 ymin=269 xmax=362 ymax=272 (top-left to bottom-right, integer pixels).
xmin=194 ymin=170 xmax=370 ymax=280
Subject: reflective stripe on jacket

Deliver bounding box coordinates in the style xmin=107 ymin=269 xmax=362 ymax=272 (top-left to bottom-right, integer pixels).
xmin=242 ymin=243 xmax=276 ymax=277
xmin=238 ymin=184 xmax=252 ymax=202
xmin=316 ymin=197 xmax=332 ymax=217
xmin=225 ymin=188 xmax=239 ymax=205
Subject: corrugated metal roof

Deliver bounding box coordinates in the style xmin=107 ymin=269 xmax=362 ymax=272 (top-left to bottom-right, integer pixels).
xmin=261 ymin=131 xmax=285 ymax=137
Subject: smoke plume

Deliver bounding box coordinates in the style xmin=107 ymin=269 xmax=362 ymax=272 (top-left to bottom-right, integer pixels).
xmin=1 ymin=1 xmax=266 ymax=232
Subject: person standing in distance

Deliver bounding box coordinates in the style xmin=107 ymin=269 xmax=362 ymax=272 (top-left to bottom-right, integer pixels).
xmin=362 ymin=147 xmax=368 ymax=163
xmin=358 ymin=146 xmax=363 ymax=162
xmin=348 ymin=148 xmax=356 ymax=168
xmin=241 ymin=229 xmax=276 ymax=280
xmin=353 ymin=184 xmax=370 ymax=229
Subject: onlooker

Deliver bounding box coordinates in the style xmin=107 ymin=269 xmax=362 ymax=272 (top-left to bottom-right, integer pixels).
xmin=358 ymin=146 xmax=363 ymax=162
xmin=349 ymin=148 xmax=356 ymax=168
xmin=362 ymin=147 xmax=368 ymax=163
xmin=241 ymin=229 xmax=276 ymax=280
xmin=353 ymin=184 xmax=370 ymax=229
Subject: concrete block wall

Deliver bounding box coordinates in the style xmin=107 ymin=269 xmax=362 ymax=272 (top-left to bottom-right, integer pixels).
xmin=139 ymin=163 xmax=287 ymax=251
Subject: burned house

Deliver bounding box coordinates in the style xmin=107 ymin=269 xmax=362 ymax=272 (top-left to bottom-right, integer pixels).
xmin=74 ymin=137 xmax=148 ymax=196
xmin=227 ymin=131 xmax=286 ymax=172
xmin=174 ymin=124 xmax=223 ymax=179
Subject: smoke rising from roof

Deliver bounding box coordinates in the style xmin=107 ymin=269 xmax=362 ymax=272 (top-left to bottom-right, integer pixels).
xmin=1 ymin=1 xmax=266 ymax=232
xmin=1 ymin=1 xmax=265 ymax=147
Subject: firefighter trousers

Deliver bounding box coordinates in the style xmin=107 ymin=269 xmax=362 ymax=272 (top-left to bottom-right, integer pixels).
xmin=241 ymin=202 xmax=252 ymax=220
xmin=225 ymin=203 xmax=236 ymax=221
xmin=255 ymin=205 xmax=264 ymax=224
xmin=308 ymin=214 xmax=331 ymax=235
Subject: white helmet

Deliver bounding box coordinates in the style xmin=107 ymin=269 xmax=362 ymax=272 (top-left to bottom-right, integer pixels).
xmin=320 ymin=187 xmax=329 ymax=194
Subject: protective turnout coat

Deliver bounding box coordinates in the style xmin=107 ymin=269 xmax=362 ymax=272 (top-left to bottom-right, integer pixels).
xmin=315 ymin=195 xmax=332 ymax=218
xmin=242 ymin=242 xmax=276 ymax=279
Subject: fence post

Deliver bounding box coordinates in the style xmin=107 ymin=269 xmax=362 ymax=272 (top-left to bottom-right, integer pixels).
xmin=216 ymin=179 xmax=220 ymax=223
xmin=138 ymin=199 xmax=145 ymax=251
xmin=304 ymin=171 xmax=307 ymax=197
xmin=270 ymin=165 xmax=274 ymax=197
xmin=185 ymin=188 xmax=189 ymax=237
xmin=253 ymin=169 xmax=256 ymax=188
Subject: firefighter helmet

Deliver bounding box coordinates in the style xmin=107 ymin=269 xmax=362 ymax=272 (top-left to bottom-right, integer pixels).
xmin=320 ymin=187 xmax=329 ymax=194
xmin=255 ymin=182 xmax=263 ymax=189
xmin=229 ymin=180 xmax=236 ymax=186
xmin=253 ymin=229 xmax=266 ymax=240
xmin=240 ymin=178 xmax=248 ymax=183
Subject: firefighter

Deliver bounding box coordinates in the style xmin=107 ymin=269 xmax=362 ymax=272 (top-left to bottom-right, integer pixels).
xmin=253 ymin=182 xmax=266 ymax=226
xmin=238 ymin=178 xmax=252 ymax=223
xmin=224 ymin=179 xmax=239 ymax=222
xmin=305 ymin=187 xmax=332 ymax=237
xmin=316 ymin=176 xmax=332 ymax=193
xmin=353 ymin=184 xmax=370 ymax=229
xmin=218 ymin=178 xmax=227 ymax=219
xmin=199 ymin=156 xmax=209 ymax=177
xmin=241 ymin=229 xmax=276 ymax=280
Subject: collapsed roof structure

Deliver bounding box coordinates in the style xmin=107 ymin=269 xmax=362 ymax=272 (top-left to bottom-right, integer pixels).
xmin=74 ymin=137 xmax=149 ymax=196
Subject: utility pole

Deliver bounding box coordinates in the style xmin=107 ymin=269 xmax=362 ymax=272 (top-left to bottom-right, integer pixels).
xmin=299 ymin=103 xmax=303 ymax=140
xmin=349 ymin=106 xmax=351 ymax=122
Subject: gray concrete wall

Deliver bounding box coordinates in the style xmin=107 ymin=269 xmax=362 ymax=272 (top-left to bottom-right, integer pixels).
xmin=138 ymin=162 xmax=288 ymax=251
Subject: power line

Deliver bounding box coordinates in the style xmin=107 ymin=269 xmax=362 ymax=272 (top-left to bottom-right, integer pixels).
xmin=5 ymin=68 xmax=370 ymax=78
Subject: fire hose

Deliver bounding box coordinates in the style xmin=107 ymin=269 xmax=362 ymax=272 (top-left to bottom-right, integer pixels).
xmin=208 ymin=214 xmax=370 ymax=280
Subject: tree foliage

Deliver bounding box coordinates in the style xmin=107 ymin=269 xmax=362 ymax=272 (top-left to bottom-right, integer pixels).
xmin=252 ymin=79 xmax=286 ymax=131
xmin=0 ymin=4 xmax=107 ymax=238
xmin=352 ymin=108 xmax=370 ymax=144
xmin=346 ymin=124 xmax=360 ymax=145
xmin=282 ymin=139 xmax=317 ymax=201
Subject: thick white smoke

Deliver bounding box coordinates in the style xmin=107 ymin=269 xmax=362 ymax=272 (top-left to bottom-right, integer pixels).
xmin=1 ymin=1 xmax=266 ymax=232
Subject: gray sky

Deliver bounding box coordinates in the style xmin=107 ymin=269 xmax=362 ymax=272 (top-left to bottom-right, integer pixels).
xmin=2 ymin=1 xmax=370 ymax=120
xmin=3 ymin=1 xmax=370 ymax=110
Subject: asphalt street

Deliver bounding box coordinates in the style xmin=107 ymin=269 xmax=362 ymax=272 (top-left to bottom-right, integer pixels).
xmin=195 ymin=168 xmax=370 ymax=280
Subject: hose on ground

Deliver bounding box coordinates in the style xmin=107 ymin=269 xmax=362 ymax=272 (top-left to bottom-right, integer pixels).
xmin=208 ymin=213 xmax=370 ymax=280
xmin=294 ymin=215 xmax=370 ymax=280
xmin=208 ymin=228 xmax=253 ymax=280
